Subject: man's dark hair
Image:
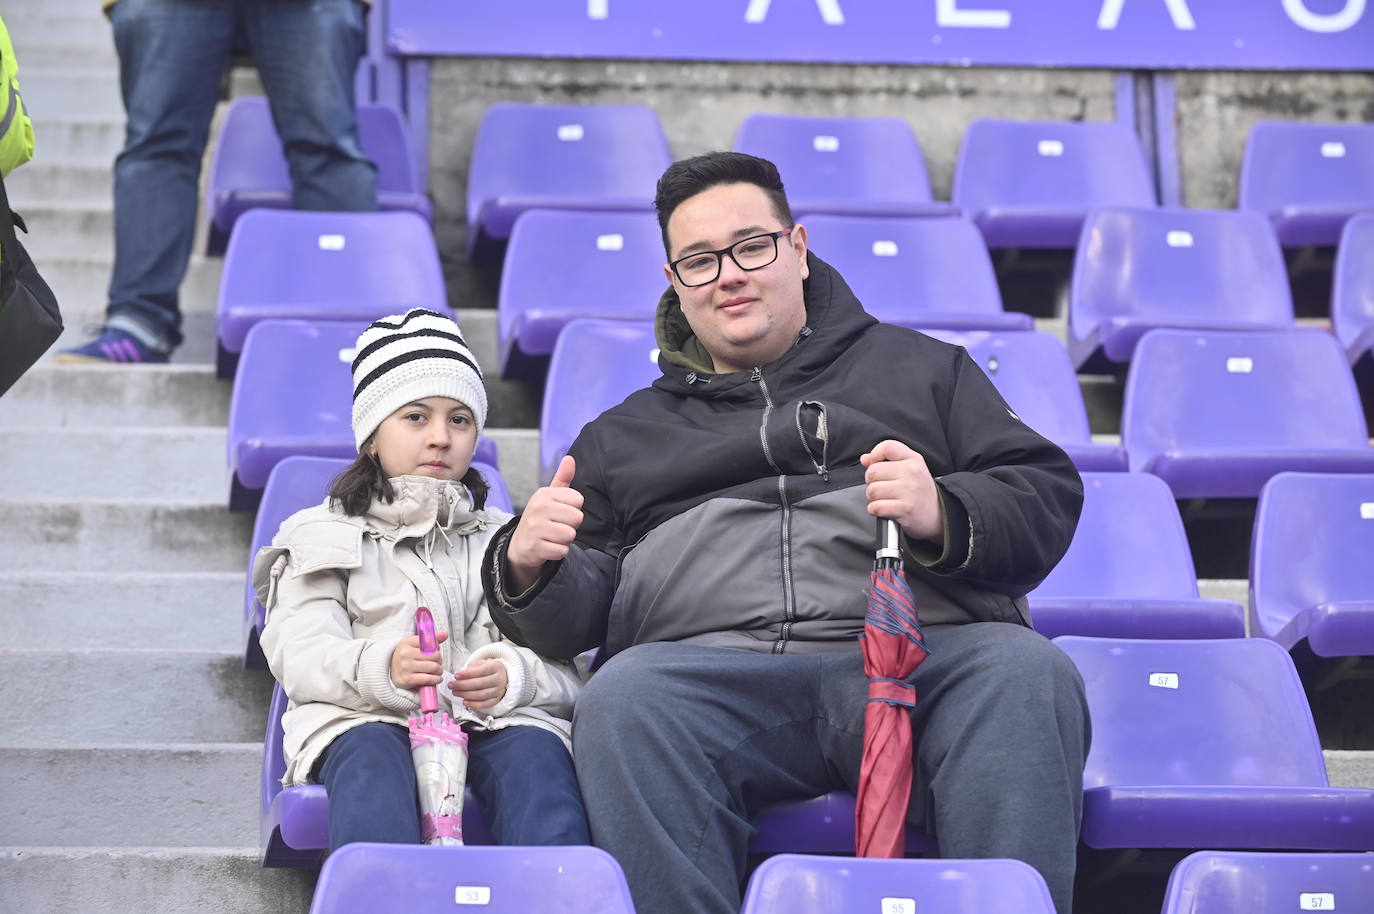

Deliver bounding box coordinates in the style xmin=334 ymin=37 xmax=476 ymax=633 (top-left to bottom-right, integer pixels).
xmin=654 ymin=151 xmax=794 ymax=255
xmin=329 ymin=437 xmax=489 ymax=517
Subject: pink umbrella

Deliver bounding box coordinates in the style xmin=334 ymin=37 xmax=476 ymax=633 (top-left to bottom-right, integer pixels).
xmin=856 ymin=519 xmax=931 ymax=858
xmin=410 ymin=606 xmax=469 ymax=845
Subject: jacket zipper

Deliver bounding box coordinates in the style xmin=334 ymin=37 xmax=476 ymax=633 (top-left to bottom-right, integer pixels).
xmin=794 ymin=400 xmax=830 ymax=481
xmin=752 ymin=367 xmax=796 ymax=653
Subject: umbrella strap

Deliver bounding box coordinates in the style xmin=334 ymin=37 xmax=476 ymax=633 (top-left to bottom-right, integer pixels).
xmin=868 ymin=678 xmax=915 ymax=709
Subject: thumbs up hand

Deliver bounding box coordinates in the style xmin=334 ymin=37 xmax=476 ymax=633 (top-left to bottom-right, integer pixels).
xmin=506 ymin=455 xmax=585 ymax=593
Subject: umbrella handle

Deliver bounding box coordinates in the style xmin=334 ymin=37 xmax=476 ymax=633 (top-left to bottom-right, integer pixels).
xmin=876 ymin=517 xmax=902 ymax=562
xmin=415 ymin=606 xmax=440 ymax=714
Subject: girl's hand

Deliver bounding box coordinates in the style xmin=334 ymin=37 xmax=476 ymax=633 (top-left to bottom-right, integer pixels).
xmin=389 ymin=630 xmax=449 ymax=690
xmin=449 ymin=659 xmax=508 ymax=711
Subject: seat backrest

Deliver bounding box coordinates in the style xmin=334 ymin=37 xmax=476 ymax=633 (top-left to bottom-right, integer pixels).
xmin=953 ymin=119 xmax=1154 ymax=213
xmin=1251 ymin=472 xmax=1374 ymax=640
xmin=466 ymin=102 xmax=671 ymax=231
xmin=741 ymin=854 xmax=1056 ymax=914
xmin=1032 ymin=473 xmax=1199 ymax=600
xmin=804 ymin=215 xmax=1002 ymax=322
xmin=262 ymin=681 xmax=289 ymax=816
xmin=1055 ymin=636 xmax=1329 ymax=789
xmin=920 ymin=329 xmax=1091 ymax=444
xmin=1161 ymin=850 xmax=1374 ymax=914
xmin=541 ymin=319 xmax=662 ymax=481
xmin=310 ymin=843 xmax=637 ymax=914
xmin=1332 ymin=213 xmax=1374 ymax=352
xmin=1121 ymin=329 xmax=1370 ymax=471
xmin=1239 ymin=121 xmax=1374 ymax=216
xmin=1070 ymin=208 xmax=1292 ymax=339
xmin=220 ymin=210 xmax=446 ymax=311
xmin=734 ymin=113 xmax=934 ymax=208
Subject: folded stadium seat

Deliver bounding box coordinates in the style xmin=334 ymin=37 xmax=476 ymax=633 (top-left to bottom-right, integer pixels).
xmin=1251 ymin=472 xmax=1374 ymax=659
xmin=206 ymin=96 xmax=432 ymax=253
xmin=733 ymin=114 xmax=954 ymax=219
xmin=497 ymin=210 xmax=667 ymax=377
xmin=1056 ymin=636 xmax=1374 ymax=852
xmin=215 ymin=209 xmax=450 ymax=378
xmin=740 ymin=854 xmax=1055 ymax=914
xmin=465 ymin=102 xmax=672 ymax=257
xmin=1121 ymin=328 xmax=1374 ymax=499
xmin=1069 ymin=208 xmax=1294 ymax=372
xmin=803 ymin=215 xmax=1033 ymax=331
xmin=227 ymin=320 xmax=497 ymax=511
xmin=540 ymin=319 xmax=662 ymax=484
xmin=241 ymin=456 xmax=512 ymax=668
xmin=919 ymin=329 xmax=1126 ymax=472
xmin=1239 ymin=121 xmax=1374 ymax=248
xmin=1027 ymin=473 xmax=1245 ymax=639
xmin=952 ymin=119 xmax=1155 ymax=249
xmin=309 ymin=844 xmax=636 ymax=914
xmin=1333 ymin=213 xmax=1374 ymax=375
xmin=261 ymin=682 xmax=496 ymax=867
xmin=1161 ymin=851 xmax=1374 ymax=914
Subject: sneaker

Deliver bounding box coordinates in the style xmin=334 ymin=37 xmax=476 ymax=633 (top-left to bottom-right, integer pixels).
xmin=53 ymin=327 xmax=170 ymax=365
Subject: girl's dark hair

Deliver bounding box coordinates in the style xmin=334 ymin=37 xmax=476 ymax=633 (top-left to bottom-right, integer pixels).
xmin=329 ymin=440 xmax=490 ymax=517
xmin=653 ymin=151 xmax=794 ymax=255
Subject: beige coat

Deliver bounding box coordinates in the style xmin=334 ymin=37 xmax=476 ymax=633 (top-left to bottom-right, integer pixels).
xmin=254 ymin=475 xmax=580 ymax=786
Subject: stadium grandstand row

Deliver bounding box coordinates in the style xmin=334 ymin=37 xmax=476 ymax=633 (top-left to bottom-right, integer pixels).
xmin=2 ymin=1 xmax=1373 ymax=912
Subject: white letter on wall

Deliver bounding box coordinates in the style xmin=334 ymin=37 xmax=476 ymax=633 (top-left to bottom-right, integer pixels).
xmin=1098 ymin=0 xmax=1197 ymax=30
xmin=935 ymin=0 xmax=1012 ymax=28
xmin=1282 ymin=0 xmax=1365 ymax=32
xmin=745 ymin=0 xmax=846 ymax=25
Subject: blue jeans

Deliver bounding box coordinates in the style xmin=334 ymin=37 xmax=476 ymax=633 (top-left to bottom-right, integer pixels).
xmin=317 ymin=722 xmax=590 ymax=852
xmin=107 ymin=0 xmax=377 ymax=349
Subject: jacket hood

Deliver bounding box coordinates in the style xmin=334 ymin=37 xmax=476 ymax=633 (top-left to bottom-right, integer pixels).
xmin=653 ymin=252 xmax=878 ymax=395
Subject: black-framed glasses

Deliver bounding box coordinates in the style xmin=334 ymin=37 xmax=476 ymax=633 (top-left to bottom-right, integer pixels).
xmin=669 ymin=229 xmax=792 ymax=287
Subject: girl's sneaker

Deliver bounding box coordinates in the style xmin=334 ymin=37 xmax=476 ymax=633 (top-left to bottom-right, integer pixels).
xmin=53 ymin=327 xmax=171 ymax=364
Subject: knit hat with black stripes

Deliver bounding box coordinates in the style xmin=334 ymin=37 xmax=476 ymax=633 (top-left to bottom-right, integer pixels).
xmin=350 ymin=308 xmax=487 ymax=449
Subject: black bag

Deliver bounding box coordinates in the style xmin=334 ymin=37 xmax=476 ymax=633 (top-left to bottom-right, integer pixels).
xmin=0 ymin=170 xmax=61 ymax=397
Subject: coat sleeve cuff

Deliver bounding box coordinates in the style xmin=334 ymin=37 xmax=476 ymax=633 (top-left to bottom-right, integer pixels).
xmin=904 ymin=483 xmax=972 ymax=573
xmin=356 ymin=633 xmax=421 ymax=714
xmin=468 ymin=641 xmax=534 ymax=717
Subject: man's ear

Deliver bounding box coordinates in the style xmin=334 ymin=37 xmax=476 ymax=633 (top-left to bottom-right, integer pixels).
xmin=792 ymin=223 xmax=809 ymax=280
xmin=662 ymin=263 xmax=674 ymax=285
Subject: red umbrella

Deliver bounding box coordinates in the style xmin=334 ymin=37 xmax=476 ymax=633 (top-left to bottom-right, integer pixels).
xmin=855 ymin=518 xmax=932 ymax=858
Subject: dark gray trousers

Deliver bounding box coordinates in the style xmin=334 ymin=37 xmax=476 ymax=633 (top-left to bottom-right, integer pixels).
xmin=572 ymin=622 xmax=1090 ymax=914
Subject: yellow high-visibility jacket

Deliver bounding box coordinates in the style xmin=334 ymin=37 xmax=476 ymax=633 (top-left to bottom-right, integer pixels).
xmin=0 ymin=15 xmax=35 ymax=177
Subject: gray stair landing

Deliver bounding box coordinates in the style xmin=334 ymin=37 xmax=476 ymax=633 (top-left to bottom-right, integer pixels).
xmin=0 ymin=427 xmax=228 ymax=500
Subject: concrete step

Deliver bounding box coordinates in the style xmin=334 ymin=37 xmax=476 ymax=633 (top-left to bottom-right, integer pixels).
xmin=0 ymin=649 xmax=272 ymax=744
xmin=19 ymin=67 xmax=124 ymax=121
xmin=41 ymin=254 xmax=222 ymax=313
xmin=0 ymin=572 xmax=243 ymax=650
xmin=1 ymin=744 xmax=259 ymax=846
xmin=0 ymin=499 xmax=253 ymax=573
xmin=0 ymin=847 xmax=316 ymax=914
xmin=26 ymin=118 xmax=126 ymax=164
xmin=17 ymin=199 xmax=113 ymax=256
xmin=9 ymin=161 xmax=113 ymax=206
xmin=1325 ymin=749 xmax=1374 ymax=789
xmin=0 ymin=364 xmax=231 ymax=427
xmin=0 ymin=427 xmax=228 ymax=500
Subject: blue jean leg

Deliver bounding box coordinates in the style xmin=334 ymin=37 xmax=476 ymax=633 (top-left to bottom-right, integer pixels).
xmin=466 ymin=726 xmax=590 ymax=846
xmin=107 ymin=0 xmax=235 ymax=348
xmin=315 ymin=721 xmax=422 ymax=851
xmin=241 ymin=0 xmax=377 ymax=212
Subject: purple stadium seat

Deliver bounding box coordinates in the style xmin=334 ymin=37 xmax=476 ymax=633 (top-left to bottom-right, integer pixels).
xmin=466 ymin=102 xmax=672 ymax=256
xmin=215 ymin=209 xmax=450 ymax=377
xmin=1161 ymin=851 xmax=1374 ymax=914
xmin=952 ymin=119 xmax=1155 ymax=249
xmin=1028 ymin=473 xmax=1245 ymax=639
xmin=1251 ymin=472 xmax=1374 ymax=658
xmin=497 ymin=210 xmax=667 ymax=376
xmin=242 ymin=456 xmax=512 ymax=668
xmin=1239 ymin=121 xmax=1374 ymax=248
xmin=733 ymin=114 xmax=953 ymax=219
xmin=1069 ymin=208 xmax=1294 ymax=371
xmin=1121 ymin=328 xmax=1374 ymax=499
xmin=206 ymin=96 xmax=431 ymax=253
xmin=751 ymin=793 xmax=934 ymax=857
xmin=1056 ymin=636 xmax=1374 ymax=851
xmin=804 ymin=215 xmax=1033 ymax=332
xmin=920 ymin=330 xmax=1126 ymax=472
xmin=741 ymin=855 xmax=1055 ymax=914
xmin=227 ymin=320 xmax=497 ymax=511
xmin=262 ymin=683 xmax=496 ymax=867
xmin=540 ymin=319 xmax=661 ymax=484
xmin=309 ymin=844 xmax=636 ymax=913
xmin=1333 ymin=213 xmax=1374 ymax=372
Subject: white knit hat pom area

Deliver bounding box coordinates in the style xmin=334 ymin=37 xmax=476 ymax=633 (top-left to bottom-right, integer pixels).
xmin=350 ymin=309 xmax=488 ymax=450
